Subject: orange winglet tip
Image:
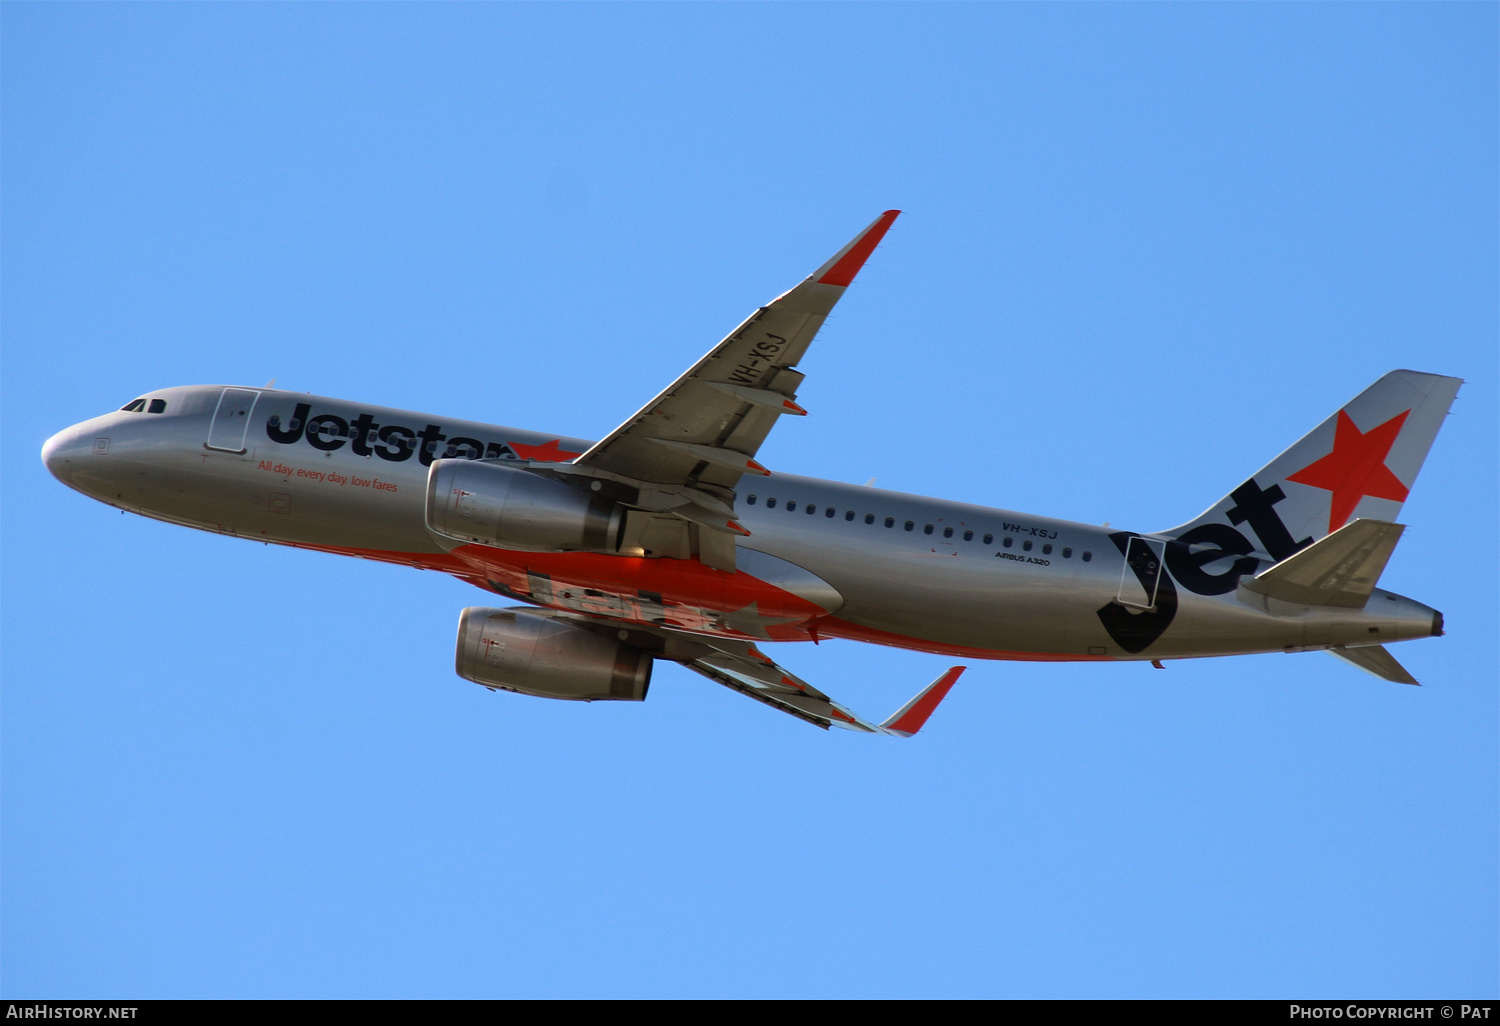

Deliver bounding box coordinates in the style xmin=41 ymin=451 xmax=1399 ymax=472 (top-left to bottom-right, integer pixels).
xmin=816 ymin=210 xmax=901 ymax=288
xmin=727 ymin=519 xmax=753 ymax=537
xmin=782 ymin=399 xmax=808 ymax=416
xmin=880 ymin=666 xmax=964 ymax=738
xmin=745 ymin=458 xmax=771 ymax=476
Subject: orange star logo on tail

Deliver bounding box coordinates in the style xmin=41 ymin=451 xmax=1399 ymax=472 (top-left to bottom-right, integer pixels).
xmin=1286 ymin=409 xmax=1410 ymax=533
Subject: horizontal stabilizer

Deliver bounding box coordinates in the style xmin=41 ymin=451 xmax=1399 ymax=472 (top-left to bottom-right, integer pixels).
xmin=1241 ymin=519 xmax=1403 ymax=608
xmin=1329 ymin=644 xmax=1419 ymax=685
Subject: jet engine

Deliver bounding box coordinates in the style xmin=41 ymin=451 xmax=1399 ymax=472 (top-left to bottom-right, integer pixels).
xmin=454 ymin=607 xmax=651 ymax=701
xmin=426 ymin=459 xmax=624 ymax=553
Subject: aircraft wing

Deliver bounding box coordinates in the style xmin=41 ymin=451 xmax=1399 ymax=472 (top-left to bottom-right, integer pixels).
xmin=519 ymin=606 xmax=960 ymax=734
xmin=574 ymin=211 xmax=901 ymax=500
xmin=681 ymin=642 xmax=963 ymax=735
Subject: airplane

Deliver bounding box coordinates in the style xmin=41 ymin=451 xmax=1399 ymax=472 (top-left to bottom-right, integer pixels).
xmin=40 ymin=211 xmax=1462 ymax=736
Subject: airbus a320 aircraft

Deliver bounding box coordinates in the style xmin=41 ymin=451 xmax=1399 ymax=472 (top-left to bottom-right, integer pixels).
xmin=42 ymin=212 xmax=1462 ymax=735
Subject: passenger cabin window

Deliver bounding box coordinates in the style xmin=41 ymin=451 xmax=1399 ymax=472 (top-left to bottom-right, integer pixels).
xmin=1062 ymin=547 xmax=1073 ymax=558
xmin=984 ymin=534 xmax=993 ymax=545
xmin=120 ymin=399 xmax=146 ymax=412
xmin=904 ymin=521 xmax=914 ymax=532
xmin=747 ymin=495 xmax=757 ymax=505
xmin=923 ymin=524 xmax=934 ymax=535
xmin=767 ymin=498 xmax=777 ymax=509
xmin=943 ymin=527 xmax=953 ymax=538
xmin=963 ymin=530 xmax=973 ymax=541
xmin=786 ymin=501 xmax=797 ymax=512
xmin=1042 ymin=544 xmax=1052 ymax=555
xmin=865 ymin=514 xmax=875 ymax=525
xmin=806 ymin=504 xmax=816 ymax=515
xmin=1023 ymin=540 xmax=1033 ymax=551
xmin=845 ymin=511 xmax=855 ymax=521
xmin=1002 ymin=536 xmax=1012 ymax=548
xmin=148 ymin=399 xmax=167 ymax=414
xmin=1082 ymin=551 xmax=1093 ymax=562
xmin=826 ymin=508 xmax=836 ymax=518
xmin=884 ymin=517 xmax=894 ymax=528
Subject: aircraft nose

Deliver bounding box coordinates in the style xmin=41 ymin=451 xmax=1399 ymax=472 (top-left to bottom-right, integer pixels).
xmin=41 ymin=426 xmax=81 ymax=484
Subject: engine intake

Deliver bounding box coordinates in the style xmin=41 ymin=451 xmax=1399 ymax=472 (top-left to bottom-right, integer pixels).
xmin=426 ymin=459 xmax=623 ymax=552
xmin=455 ymin=607 xmax=651 ymax=702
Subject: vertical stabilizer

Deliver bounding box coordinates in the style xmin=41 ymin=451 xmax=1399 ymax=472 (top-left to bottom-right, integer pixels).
xmin=1164 ymin=371 xmax=1461 ymax=560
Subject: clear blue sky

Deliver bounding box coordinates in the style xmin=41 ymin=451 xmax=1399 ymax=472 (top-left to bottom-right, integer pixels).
xmin=3 ymin=3 xmax=1495 ymax=998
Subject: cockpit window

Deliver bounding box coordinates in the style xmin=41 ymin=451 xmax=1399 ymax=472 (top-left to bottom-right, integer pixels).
xmin=148 ymin=399 xmax=167 ymax=414
xmin=121 ymin=399 xmax=147 ymax=412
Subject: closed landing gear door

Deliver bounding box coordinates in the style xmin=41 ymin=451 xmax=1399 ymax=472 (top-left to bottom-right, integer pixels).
xmin=206 ymin=388 xmax=261 ymax=453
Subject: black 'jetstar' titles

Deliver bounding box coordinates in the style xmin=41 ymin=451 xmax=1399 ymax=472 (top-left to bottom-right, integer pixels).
xmin=1095 ymin=531 xmax=1179 ymax=653
xmin=266 ymin=403 xmax=311 ymax=444
xmin=445 ymin=436 xmax=484 ymax=459
xmin=375 ymin=424 xmax=416 ymax=462
xmin=1165 ymin=523 xmax=1261 ymax=596
xmin=348 ymin=413 xmax=378 ymax=457
xmin=416 ymin=424 xmax=447 ymax=467
xmin=306 ymin=414 xmax=349 ymax=452
xmin=265 ymin=406 xmax=526 ymax=465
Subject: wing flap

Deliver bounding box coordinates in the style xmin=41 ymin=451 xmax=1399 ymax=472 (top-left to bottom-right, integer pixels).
xmin=684 ymin=658 xmax=839 ymax=730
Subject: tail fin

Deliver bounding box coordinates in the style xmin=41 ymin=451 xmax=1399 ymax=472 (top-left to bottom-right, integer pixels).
xmin=1163 ymin=370 xmax=1461 ymax=560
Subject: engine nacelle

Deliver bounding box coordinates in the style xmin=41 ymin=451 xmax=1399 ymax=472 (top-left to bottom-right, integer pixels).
xmin=426 ymin=459 xmax=623 ymax=553
xmin=455 ymin=607 xmax=651 ymax=702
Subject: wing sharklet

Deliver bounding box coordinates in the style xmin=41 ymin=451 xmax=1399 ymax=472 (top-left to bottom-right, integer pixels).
xmin=879 ymin=666 xmax=965 ymax=737
xmin=814 ymin=210 xmax=901 ymax=287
